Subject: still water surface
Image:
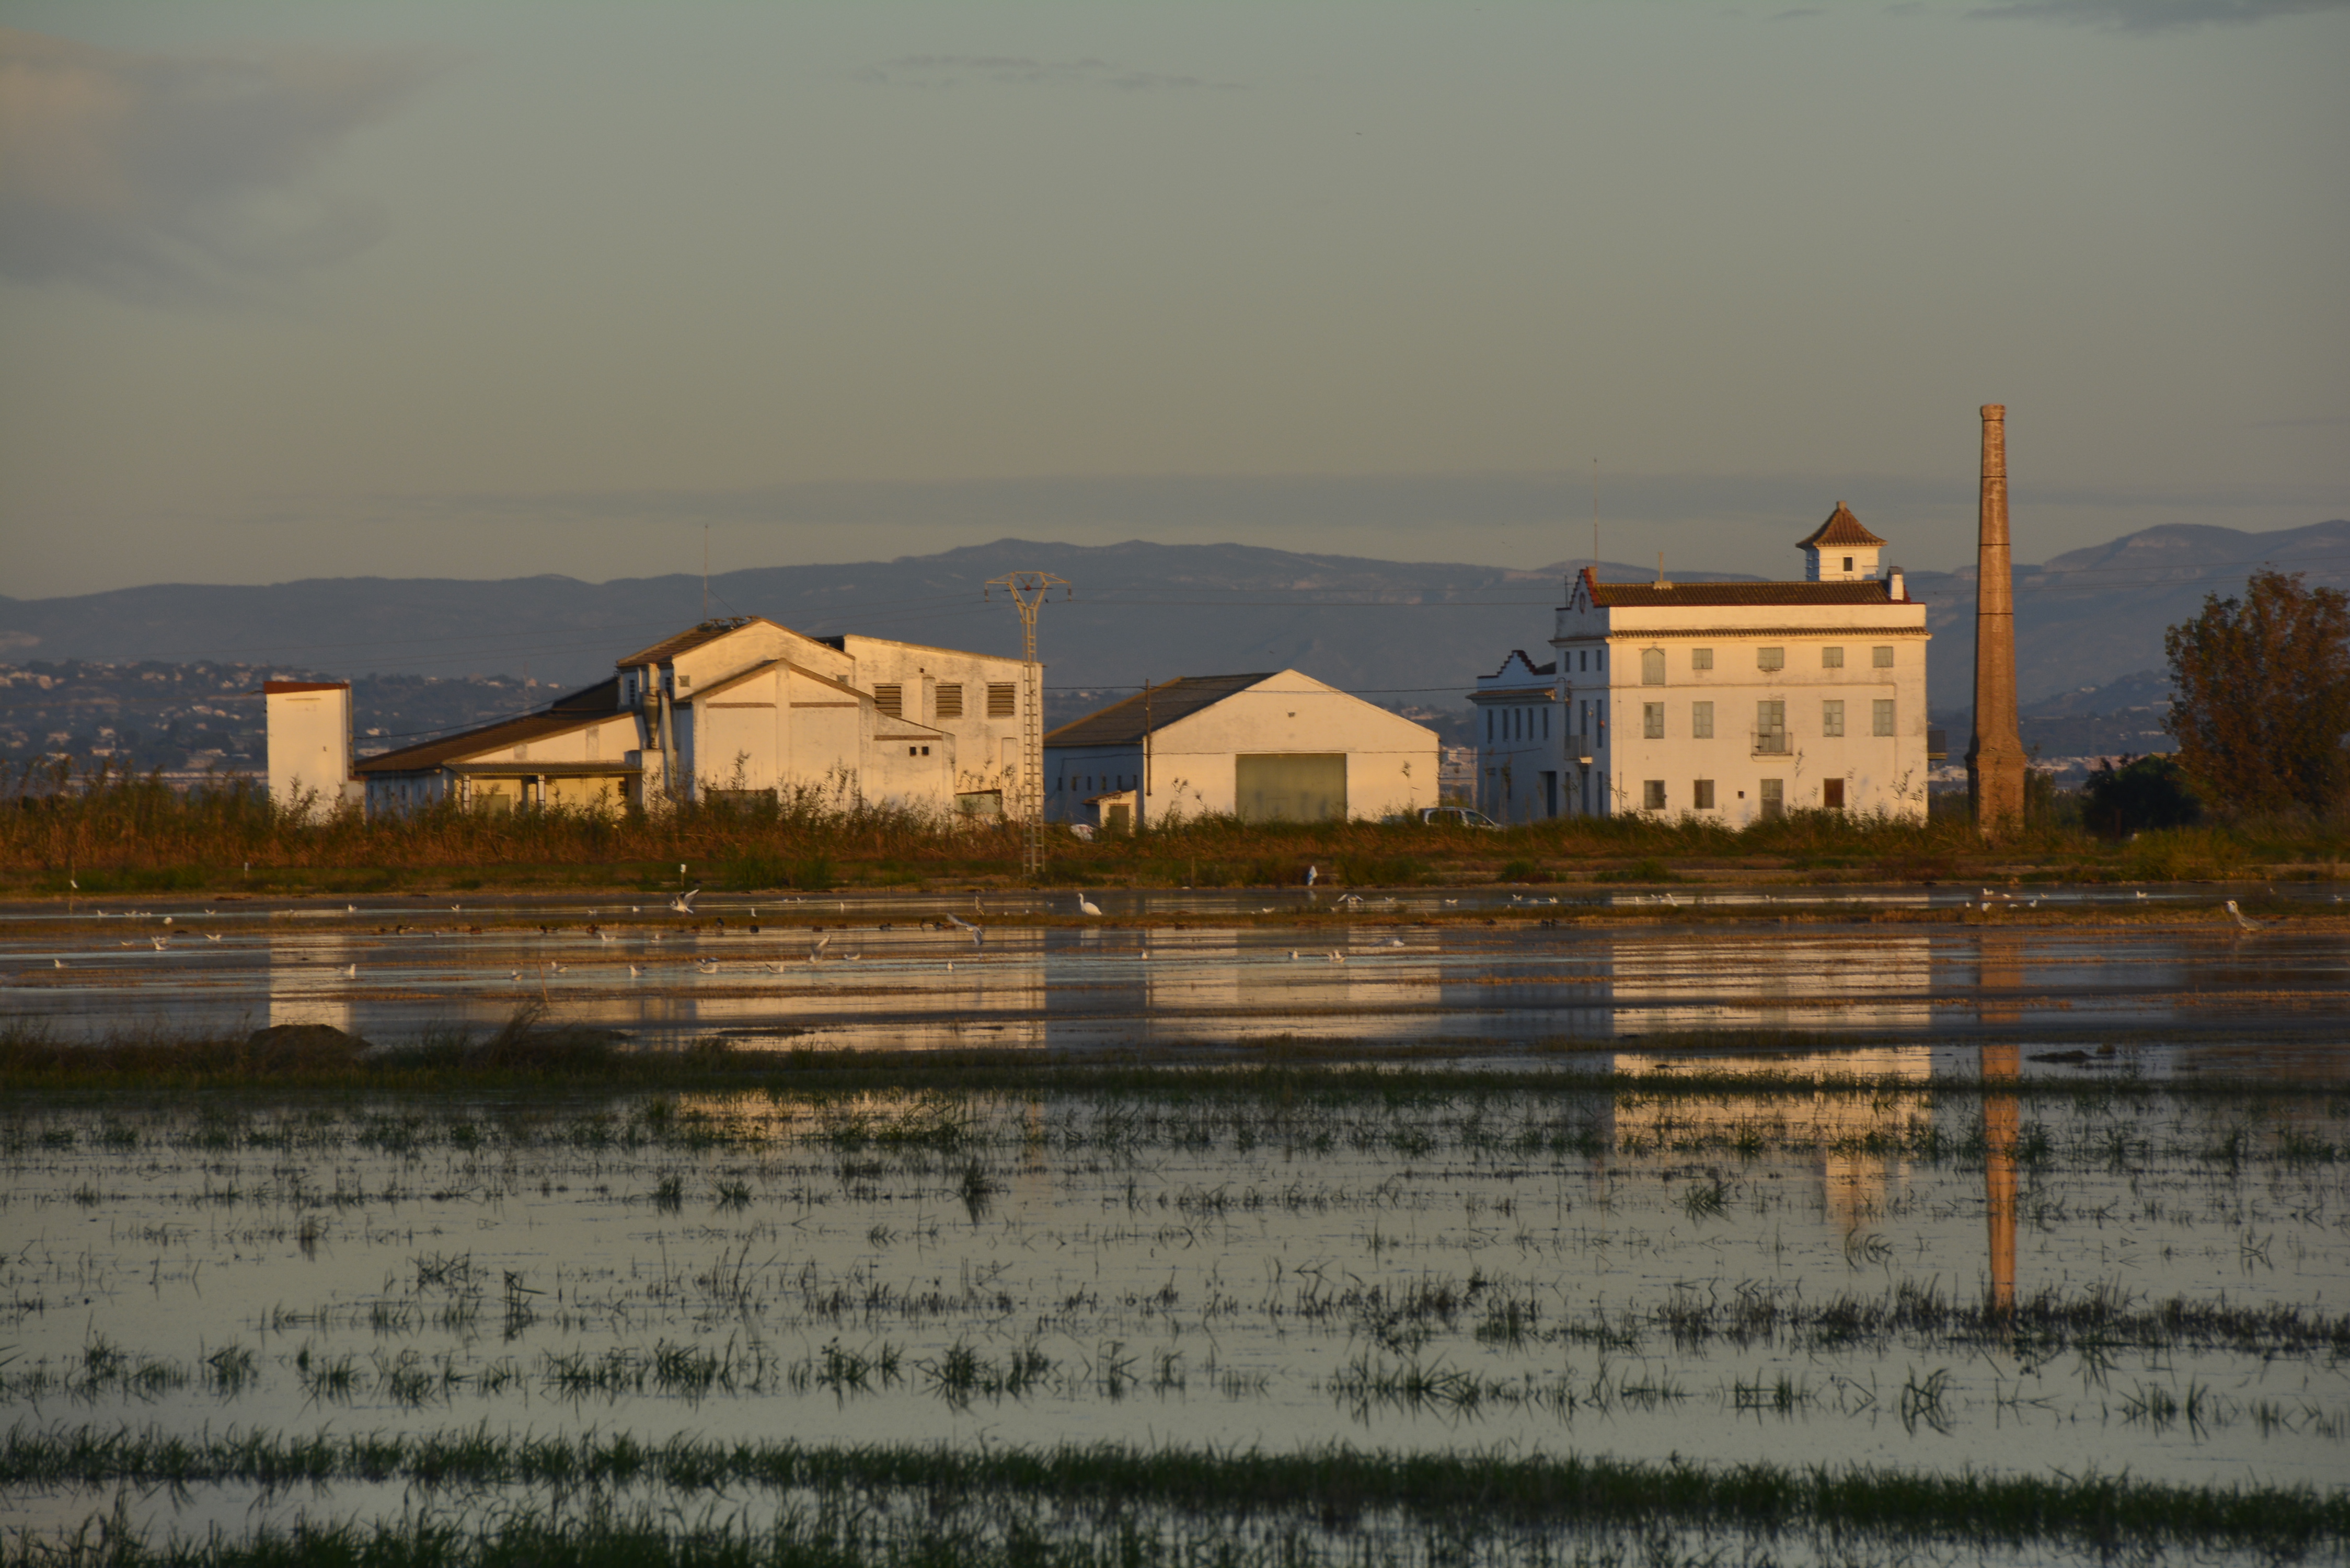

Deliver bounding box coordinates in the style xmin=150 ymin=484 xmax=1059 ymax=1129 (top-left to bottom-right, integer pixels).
xmin=2 ymin=1063 xmax=2344 ymax=1546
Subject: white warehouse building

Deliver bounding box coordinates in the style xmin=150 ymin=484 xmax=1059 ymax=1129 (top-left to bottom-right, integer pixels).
xmin=343 ymin=617 xmax=1033 ymax=817
xmin=1045 ymin=670 xmax=1439 ymax=829
xmin=1478 ymin=505 xmax=1933 ymax=823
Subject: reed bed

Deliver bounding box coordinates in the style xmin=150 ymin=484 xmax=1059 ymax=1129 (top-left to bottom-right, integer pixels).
xmin=4 ymin=1428 xmax=2345 ymax=1561
xmin=10 ymin=754 xmax=2349 ymax=893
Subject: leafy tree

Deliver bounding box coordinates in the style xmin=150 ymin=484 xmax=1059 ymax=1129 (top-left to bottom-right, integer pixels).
xmin=2082 ymin=753 xmax=2201 ymax=835
xmin=2163 ymin=568 xmax=2350 ymax=814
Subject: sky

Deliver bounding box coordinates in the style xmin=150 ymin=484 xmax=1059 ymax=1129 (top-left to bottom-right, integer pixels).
xmin=3 ymin=1 xmax=2346 ymax=599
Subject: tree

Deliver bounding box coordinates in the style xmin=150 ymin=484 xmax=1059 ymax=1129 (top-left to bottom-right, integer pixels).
xmin=2163 ymin=568 xmax=2350 ymax=815
xmin=2082 ymin=753 xmax=2201 ymax=835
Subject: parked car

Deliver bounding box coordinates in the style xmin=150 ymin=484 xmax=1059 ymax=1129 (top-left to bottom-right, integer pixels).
xmin=1402 ymin=806 xmax=1504 ymax=829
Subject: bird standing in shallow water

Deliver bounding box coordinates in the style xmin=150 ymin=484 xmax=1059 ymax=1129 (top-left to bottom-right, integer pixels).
xmin=2225 ymin=900 xmax=2261 ymax=932
xmin=1077 ymin=895 xmax=1103 ymax=917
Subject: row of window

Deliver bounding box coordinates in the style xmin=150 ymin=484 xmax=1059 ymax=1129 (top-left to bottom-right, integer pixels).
xmin=1639 ymin=645 xmax=1895 ymax=684
xmin=874 ymin=682 xmax=1018 ymax=720
xmin=1487 ymin=705 xmax=1552 ymax=743
xmin=1640 ymin=777 xmax=1835 ymax=813
xmin=1058 ymin=773 xmax=1131 ymax=794
xmin=1639 ymin=698 xmax=1896 ymax=742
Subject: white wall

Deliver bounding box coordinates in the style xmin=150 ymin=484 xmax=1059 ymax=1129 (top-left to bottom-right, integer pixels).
xmin=266 ymin=684 xmax=355 ymax=817
xmin=837 ymin=636 xmax=1031 ymax=812
xmin=1085 ymin=671 xmax=1438 ymax=822
xmin=1557 ymin=624 xmax=1929 ymax=823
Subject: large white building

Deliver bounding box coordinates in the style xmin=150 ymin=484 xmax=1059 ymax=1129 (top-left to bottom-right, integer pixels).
xmin=1477 ymin=506 xmax=1932 ymax=823
xmin=345 ymin=617 xmax=1032 ymax=817
xmin=1044 ymin=670 xmax=1439 ymax=828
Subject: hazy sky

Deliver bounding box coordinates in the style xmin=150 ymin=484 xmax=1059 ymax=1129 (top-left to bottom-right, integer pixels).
xmin=4 ymin=1 xmax=2345 ymax=598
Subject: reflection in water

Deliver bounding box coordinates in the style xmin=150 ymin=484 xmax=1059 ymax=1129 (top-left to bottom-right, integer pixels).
xmin=268 ymin=936 xmax=354 ymax=1033
xmin=1609 ymin=935 xmax=1933 ymax=1035
xmin=1977 ymin=935 xmax=2022 ymax=1318
xmin=1611 ymin=1047 xmax=1943 ymax=1232
xmin=1983 ymin=1042 xmax=2020 ymax=1320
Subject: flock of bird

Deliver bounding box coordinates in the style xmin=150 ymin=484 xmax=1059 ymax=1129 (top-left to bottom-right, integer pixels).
xmin=37 ymin=881 xmax=2303 ymax=994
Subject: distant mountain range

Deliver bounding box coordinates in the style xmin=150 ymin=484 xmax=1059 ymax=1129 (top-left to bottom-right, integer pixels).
xmin=5 ymin=521 xmax=2346 ymax=735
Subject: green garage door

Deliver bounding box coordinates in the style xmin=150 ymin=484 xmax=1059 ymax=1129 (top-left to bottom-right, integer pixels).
xmin=1235 ymin=753 xmax=1348 ymax=823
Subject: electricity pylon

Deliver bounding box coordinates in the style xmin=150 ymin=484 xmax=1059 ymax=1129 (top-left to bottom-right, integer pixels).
xmin=983 ymin=571 xmax=1070 ymax=878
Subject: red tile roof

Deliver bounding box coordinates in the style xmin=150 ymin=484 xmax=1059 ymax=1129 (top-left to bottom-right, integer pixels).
xmin=1795 ymin=503 xmax=1887 ymax=550
xmin=1581 ymin=570 xmax=1896 ymax=608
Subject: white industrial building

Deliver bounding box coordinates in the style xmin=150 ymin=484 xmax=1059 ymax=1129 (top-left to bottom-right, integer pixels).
xmin=1476 ymin=505 xmax=1932 ymax=823
xmin=342 ymin=616 xmax=1031 ymax=817
xmin=264 ymin=680 xmax=361 ymax=817
xmin=1044 ymin=670 xmax=1439 ymax=828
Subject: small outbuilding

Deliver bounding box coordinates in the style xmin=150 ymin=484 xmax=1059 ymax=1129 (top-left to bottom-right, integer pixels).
xmin=1044 ymin=670 xmax=1438 ymax=828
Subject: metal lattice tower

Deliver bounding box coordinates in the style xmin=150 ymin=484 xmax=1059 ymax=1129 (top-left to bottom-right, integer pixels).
xmin=984 ymin=571 xmax=1070 ymax=878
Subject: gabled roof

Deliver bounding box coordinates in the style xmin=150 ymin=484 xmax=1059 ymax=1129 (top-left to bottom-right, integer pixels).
xmin=1481 ymin=650 xmax=1556 ymax=680
xmin=1795 ymin=503 xmax=1887 ymax=551
xmin=694 ymin=659 xmax=866 ymax=705
xmin=1576 ymin=567 xmax=1895 ymax=608
xmin=1044 ymin=673 xmax=1276 ymax=748
xmin=615 ymin=617 xmax=763 ymax=668
xmin=354 ymin=678 xmax=626 ymax=775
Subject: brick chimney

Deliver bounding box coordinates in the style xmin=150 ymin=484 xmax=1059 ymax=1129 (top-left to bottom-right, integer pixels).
xmin=1966 ymin=405 xmax=2027 ymax=835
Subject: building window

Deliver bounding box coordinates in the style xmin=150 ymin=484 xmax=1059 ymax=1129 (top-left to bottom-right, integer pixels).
xmin=1841 ymin=556 xmax=1854 ymax=572
xmin=1759 ymin=778 xmax=1785 ymax=820
xmin=1641 ymin=649 xmax=1665 ymax=685
xmin=1824 ymin=777 xmax=1846 ymax=809
xmin=1822 ymin=647 xmax=1845 ymax=669
xmin=1542 ymin=707 xmax=1550 ymax=739
xmin=1872 ymin=645 xmax=1895 ymax=668
xmin=1597 ymin=649 xmax=1605 ymax=671
xmin=1691 ymin=648 xmax=1713 ymax=671
xmin=1643 ymin=780 xmax=1666 ymax=811
xmin=1757 ymin=647 xmax=1785 ymax=672
xmin=1822 ymin=699 xmax=1845 ymax=737
xmin=874 ymin=684 xmax=903 ymax=718
xmin=987 ymin=683 xmax=1017 ymax=717
xmin=1874 ymin=698 xmax=1896 ymax=737
xmin=1692 ymin=700 xmax=1714 ymax=739
xmin=1643 ymin=702 xmax=1665 ymax=740
xmin=1692 ymin=778 xmax=1715 ymax=810
xmin=1579 ymin=650 xmax=1588 ymax=672
xmin=1755 ymin=699 xmax=1788 ymax=754
xmin=936 ymin=683 xmax=963 ymax=719
xmin=1486 ymin=710 xmax=1494 ymax=741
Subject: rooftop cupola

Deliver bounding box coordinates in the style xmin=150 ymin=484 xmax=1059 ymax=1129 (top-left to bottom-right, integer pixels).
xmin=1796 ymin=502 xmax=1888 ymax=582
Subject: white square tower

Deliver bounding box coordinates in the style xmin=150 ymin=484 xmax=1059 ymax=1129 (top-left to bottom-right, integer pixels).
xmin=266 ymin=681 xmax=356 ymax=817
xmin=1796 ymin=502 xmax=1886 ymax=582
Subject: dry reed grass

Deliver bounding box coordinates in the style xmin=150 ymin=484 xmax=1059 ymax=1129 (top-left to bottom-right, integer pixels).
xmin=6 ymin=754 xmax=2344 ymax=893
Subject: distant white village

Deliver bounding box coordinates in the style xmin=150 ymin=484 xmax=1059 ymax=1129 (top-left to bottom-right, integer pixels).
xmin=265 ymin=501 xmax=1938 ymax=829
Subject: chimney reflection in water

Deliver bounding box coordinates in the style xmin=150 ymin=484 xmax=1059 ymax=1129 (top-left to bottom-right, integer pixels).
xmin=1978 ymin=933 xmax=2023 ymax=1321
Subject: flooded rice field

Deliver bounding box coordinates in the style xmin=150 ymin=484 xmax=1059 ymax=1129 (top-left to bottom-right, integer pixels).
xmin=3 ymin=1057 xmax=2348 ymax=1563
xmin=6 ymin=884 xmax=2350 ymax=1052
xmin=6 ymin=889 xmax=2349 ymax=1563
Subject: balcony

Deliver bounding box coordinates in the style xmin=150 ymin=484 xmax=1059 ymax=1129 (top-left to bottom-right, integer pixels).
xmin=1752 ymin=729 xmax=1791 ymax=757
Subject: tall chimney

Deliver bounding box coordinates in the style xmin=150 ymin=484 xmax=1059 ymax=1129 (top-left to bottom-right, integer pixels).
xmin=1966 ymin=404 xmax=2027 ymax=835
